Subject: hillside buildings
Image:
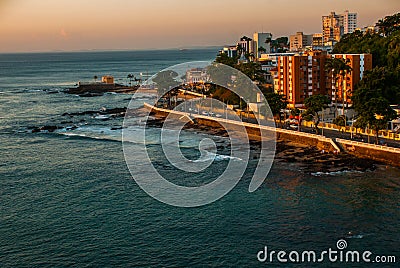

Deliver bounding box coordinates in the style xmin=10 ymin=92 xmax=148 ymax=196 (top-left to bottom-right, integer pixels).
xmin=220 ymin=33 xmax=273 ymax=61
xmin=322 ymin=11 xmax=357 ymax=45
xmin=312 ymin=33 xmax=324 ymax=48
xmin=289 ymin=32 xmax=330 ymax=52
xmin=218 ymin=10 xmax=367 ymax=109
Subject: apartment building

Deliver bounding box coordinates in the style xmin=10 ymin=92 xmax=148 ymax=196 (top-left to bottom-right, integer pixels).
xmin=327 ymin=54 xmax=373 ymax=107
xmin=273 ymin=52 xmax=372 ymax=108
xmin=343 ymin=10 xmax=358 ymax=34
xmin=322 ymin=11 xmax=357 ymax=44
xmin=273 ymin=51 xmax=328 ymax=108
xmin=289 ymin=32 xmax=313 ymax=52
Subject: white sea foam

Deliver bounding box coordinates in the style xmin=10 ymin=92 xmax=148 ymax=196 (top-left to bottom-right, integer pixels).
xmin=56 ymin=125 xmax=122 ymax=142
xmin=59 ymin=132 xmax=120 ymax=142
xmin=311 ymin=170 xmax=363 ymax=176
xmin=192 ymin=151 xmax=242 ymax=163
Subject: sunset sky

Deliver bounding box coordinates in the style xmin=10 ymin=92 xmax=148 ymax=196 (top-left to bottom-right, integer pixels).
xmin=0 ymin=0 xmax=399 ymax=53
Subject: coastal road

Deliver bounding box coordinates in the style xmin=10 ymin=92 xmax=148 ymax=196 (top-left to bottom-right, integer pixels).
xmin=293 ymin=125 xmax=400 ymax=149
xmin=239 ymin=117 xmax=400 ymax=149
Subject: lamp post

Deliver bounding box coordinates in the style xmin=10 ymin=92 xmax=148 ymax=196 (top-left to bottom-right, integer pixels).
xmin=350 ymin=115 xmax=354 ymax=140
xmin=298 ymin=114 xmax=301 ymax=132
xmin=226 ymin=100 xmax=229 ymax=120
xmin=321 ymin=111 xmax=324 ymax=136
xmin=374 ymin=113 xmax=384 ymax=144
xmin=210 ymin=94 xmax=213 ymax=115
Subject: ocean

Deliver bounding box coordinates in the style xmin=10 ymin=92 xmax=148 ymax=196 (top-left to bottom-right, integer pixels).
xmin=0 ymin=49 xmax=399 ymax=267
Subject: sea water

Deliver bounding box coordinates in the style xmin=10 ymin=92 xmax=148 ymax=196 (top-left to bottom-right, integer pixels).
xmin=0 ymin=49 xmax=399 ymax=267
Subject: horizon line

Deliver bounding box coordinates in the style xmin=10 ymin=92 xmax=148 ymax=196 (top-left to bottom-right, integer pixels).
xmin=0 ymin=45 xmax=223 ymax=55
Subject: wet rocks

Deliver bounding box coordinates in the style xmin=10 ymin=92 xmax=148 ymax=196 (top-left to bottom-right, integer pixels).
xmin=31 ymin=125 xmax=61 ymax=133
xmin=66 ymin=84 xmax=139 ymax=96
xmin=62 ymin=107 xmax=127 ymax=117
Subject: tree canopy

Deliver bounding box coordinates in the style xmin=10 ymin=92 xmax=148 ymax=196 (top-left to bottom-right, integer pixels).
xmin=303 ymin=95 xmax=330 ymax=134
xmin=352 ymin=76 xmax=398 ymax=143
xmin=376 ymin=13 xmax=400 ymax=37
xmin=333 ymin=12 xmax=400 ymax=105
xmin=265 ymin=92 xmax=287 ymax=125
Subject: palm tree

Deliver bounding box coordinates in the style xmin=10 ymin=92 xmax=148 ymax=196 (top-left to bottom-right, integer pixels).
xmin=127 ymin=74 xmax=134 ymax=86
xmin=236 ymin=44 xmax=243 ymax=60
xmin=245 ymin=52 xmax=255 ymax=62
xmin=325 ymin=57 xmax=352 ymax=117
xmin=258 ymin=46 xmax=267 ymax=54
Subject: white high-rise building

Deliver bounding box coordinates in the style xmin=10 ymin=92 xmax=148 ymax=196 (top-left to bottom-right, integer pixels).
xmin=342 ymin=10 xmax=358 ymax=34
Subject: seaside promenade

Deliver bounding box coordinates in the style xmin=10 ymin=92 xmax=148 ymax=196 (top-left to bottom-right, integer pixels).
xmin=144 ymin=102 xmax=400 ymax=167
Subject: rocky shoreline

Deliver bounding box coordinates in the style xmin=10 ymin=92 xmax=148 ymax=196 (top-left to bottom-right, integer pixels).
xmin=29 ymin=107 xmax=127 ymax=133
xmin=142 ymin=112 xmax=380 ymax=174
xmin=66 ymin=84 xmax=139 ymax=97
xmin=27 ymin=106 xmax=381 ymax=174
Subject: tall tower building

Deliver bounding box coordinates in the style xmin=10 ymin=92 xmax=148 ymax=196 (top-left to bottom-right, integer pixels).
xmin=322 ymin=12 xmax=343 ymax=44
xmin=322 ymin=11 xmax=357 ymax=44
xmin=253 ymin=32 xmax=272 ymax=59
xmin=342 ymin=10 xmax=358 ymax=34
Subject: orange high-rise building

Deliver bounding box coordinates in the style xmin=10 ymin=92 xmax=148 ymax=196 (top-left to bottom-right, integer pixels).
xmin=273 ymin=52 xmax=372 ymax=108
xmin=328 ymin=54 xmax=373 ymax=107
xmin=273 ymin=51 xmax=328 ymax=108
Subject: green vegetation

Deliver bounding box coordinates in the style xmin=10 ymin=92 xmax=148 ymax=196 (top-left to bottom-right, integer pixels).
xmin=324 ymin=57 xmax=352 ymax=116
xmin=290 ymin=108 xmax=300 ymax=117
xmin=271 ymin=37 xmax=289 ymax=53
xmin=216 ymin=52 xmax=267 ymax=84
xmin=376 ymin=13 xmax=400 ymax=37
xmin=208 ymin=85 xmax=241 ymax=107
xmin=332 ymin=115 xmax=347 ymax=128
xmin=264 ymin=92 xmax=287 ymax=126
xmin=333 ymin=12 xmax=400 ymax=105
xmin=152 ymin=70 xmax=180 ymax=107
xmin=302 ymin=95 xmax=330 ymax=134
xmin=215 ymin=53 xmax=237 ymax=68
xmin=352 ymin=79 xmax=398 ymax=144
xmin=214 ymin=50 xmax=271 ymax=107
xmin=235 ymin=62 xmax=267 ymax=84
xmin=332 ymin=12 xmax=400 ymax=139
xmin=353 ymin=67 xmax=400 ymax=107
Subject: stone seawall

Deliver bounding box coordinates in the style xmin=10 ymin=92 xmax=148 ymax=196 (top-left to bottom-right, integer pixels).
xmin=145 ymin=103 xmax=337 ymax=152
xmin=144 ymin=103 xmax=400 ymax=167
xmin=337 ymin=139 xmax=400 ymax=167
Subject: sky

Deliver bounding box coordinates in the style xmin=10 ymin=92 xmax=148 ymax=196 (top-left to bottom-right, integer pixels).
xmin=0 ymin=0 xmax=399 ymax=53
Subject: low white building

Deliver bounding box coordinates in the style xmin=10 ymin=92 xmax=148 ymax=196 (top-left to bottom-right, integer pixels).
xmin=186 ymin=68 xmax=209 ymax=84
